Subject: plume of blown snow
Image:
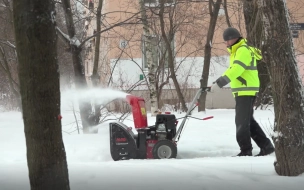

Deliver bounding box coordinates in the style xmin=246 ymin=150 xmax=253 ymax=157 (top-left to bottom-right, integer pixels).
xmin=60 ymin=87 xmax=130 ymax=111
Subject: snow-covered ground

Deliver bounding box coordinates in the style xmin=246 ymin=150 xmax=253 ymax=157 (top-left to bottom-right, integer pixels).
xmin=0 ymin=88 xmax=303 ymax=190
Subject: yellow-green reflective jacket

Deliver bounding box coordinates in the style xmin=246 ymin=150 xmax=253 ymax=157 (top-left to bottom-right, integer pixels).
xmin=223 ymin=39 xmax=262 ymax=97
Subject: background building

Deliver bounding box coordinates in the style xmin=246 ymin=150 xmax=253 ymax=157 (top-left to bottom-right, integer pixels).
xmin=84 ymin=0 xmax=304 ymax=110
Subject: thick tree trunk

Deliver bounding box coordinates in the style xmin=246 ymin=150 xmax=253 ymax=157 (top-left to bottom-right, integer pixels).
xmin=243 ymin=0 xmax=272 ymax=109
xmin=198 ymin=0 xmax=222 ymax=112
xmin=61 ymin=0 xmax=93 ymax=133
xmin=258 ymin=0 xmax=304 ymax=176
xmin=13 ymin=1 xmax=70 ymax=189
xmin=71 ymin=47 xmax=93 ymax=133
xmin=139 ymin=0 xmax=159 ymax=116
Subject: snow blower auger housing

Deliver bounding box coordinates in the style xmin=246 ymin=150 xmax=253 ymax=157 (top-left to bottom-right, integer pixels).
xmin=109 ymin=87 xmax=211 ymax=161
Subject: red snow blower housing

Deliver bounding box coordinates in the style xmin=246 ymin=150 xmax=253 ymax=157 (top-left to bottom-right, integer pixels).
xmin=109 ymin=87 xmax=212 ymax=161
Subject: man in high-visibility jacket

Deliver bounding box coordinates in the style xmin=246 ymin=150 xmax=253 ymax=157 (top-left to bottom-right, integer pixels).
xmin=211 ymin=27 xmax=274 ymax=156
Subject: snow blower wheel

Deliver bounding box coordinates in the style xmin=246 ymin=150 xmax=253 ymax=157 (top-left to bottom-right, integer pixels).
xmin=152 ymin=140 xmax=177 ymax=159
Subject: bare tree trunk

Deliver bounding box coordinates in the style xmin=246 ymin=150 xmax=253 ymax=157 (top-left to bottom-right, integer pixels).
xmin=91 ymin=0 xmax=104 ymax=125
xmin=139 ymin=0 xmax=159 ymax=116
xmin=159 ymin=0 xmax=188 ymax=112
xmin=0 ymin=1 xmax=20 ymax=109
xmin=223 ymin=0 xmax=231 ymax=27
xmin=243 ymin=0 xmax=272 ymax=109
xmin=13 ymin=0 xmax=70 ymax=189
xmin=61 ymin=0 xmax=93 ymax=133
xmin=198 ymin=0 xmax=222 ymax=111
xmin=92 ymin=0 xmax=103 ymax=86
xmin=0 ymin=45 xmax=20 ymax=106
xmin=258 ymin=0 xmax=304 ymax=176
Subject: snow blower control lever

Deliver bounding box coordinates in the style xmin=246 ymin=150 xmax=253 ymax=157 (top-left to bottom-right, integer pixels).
xmin=109 ymin=87 xmax=212 ymax=161
xmin=173 ymin=87 xmax=212 ymax=143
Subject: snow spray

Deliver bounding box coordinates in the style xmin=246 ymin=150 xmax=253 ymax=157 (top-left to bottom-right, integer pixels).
xmin=60 ymin=87 xmax=130 ymax=111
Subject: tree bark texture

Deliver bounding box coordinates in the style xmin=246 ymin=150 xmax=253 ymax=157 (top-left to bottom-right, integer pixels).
xmin=61 ymin=0 xmax=93 ymax=133
xmin=0 ymin=45 xmax=21 ymax=107
xmin=92 ymin=0 xmax=103 ymax=86
xmin=13 ymin=1 xmax=70 ymax=189
xmin=198 ymin=0 xmax=222 ymax=112
xmin=139 ymin=0 xmax=159 ymax=116
xmin=258 ymin=0 xmax=304 ymax=176
xmin=243 ymin=0 xmax=272 ymax=109
xmin=0 ymin=1 xmax=21 ymax=109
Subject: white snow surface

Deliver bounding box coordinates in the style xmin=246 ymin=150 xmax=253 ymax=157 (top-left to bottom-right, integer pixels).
xmin=0 ymin=88 xmax=303 ymax=190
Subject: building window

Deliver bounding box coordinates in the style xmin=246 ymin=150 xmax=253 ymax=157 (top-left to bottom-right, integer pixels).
xmin=144 ymin=0 xmax=157 ymax=3
xmin=142 ymin=35 xmax=175 ymax=70
xmin=218 ymin=8 xmax=225 ymax=16
xmin=144 ymin=0 xmax=175 ymax=7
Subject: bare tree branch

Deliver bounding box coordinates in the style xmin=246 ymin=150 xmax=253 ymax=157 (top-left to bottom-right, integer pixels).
xmin=79 ymin=12 xmax=141 ymax=47
xmin=223 ymin=0 xmax=231 ymax=27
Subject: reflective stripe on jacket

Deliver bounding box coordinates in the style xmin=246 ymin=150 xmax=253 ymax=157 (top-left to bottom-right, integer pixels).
xmin=223 ymin=39 xmax=262 ymax=97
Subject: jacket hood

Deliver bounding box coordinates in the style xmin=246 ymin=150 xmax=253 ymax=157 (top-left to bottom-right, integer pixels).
xmin=249 ymin=46 xmax=262 ymax=61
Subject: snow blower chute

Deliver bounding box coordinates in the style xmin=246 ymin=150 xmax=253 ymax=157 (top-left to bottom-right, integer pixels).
xmin=109 ymin=87 xmax=213 ymax=161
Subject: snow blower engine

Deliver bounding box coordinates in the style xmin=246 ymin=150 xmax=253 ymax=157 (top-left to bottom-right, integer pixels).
xmin=109 ymin=87 xmax=212 ymax=161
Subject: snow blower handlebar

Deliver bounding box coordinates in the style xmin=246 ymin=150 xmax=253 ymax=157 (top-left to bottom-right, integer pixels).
xmin=188 ymin=116 xmax=214 ymax=120
xmin=173 ymin=87 xmax=212 ymax=143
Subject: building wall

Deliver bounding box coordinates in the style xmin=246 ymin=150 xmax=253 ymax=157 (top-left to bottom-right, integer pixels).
xmin=102 ymin=0 xmax=304 ymax=59
xmin=130 ymin=87 xmax=235 ymax=111
xmin=104 ymin=0 xmax=230 ymax=59
xmin=84 ymin=0 xmax=304 ymax=109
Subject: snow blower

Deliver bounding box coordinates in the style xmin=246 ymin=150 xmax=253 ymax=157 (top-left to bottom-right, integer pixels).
xmin=109 ymin=87 xmax=213 ymax=161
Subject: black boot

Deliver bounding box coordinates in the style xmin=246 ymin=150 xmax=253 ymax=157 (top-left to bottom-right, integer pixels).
xmin=235 ymin=149 xmax=252 ymax=157
xmin=255 ymin=143 xmax=275 ymax=156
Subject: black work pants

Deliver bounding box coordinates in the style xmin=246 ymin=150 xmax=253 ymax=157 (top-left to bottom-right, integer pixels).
xmin=235 ymin=96 xmax=271 ymax=151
